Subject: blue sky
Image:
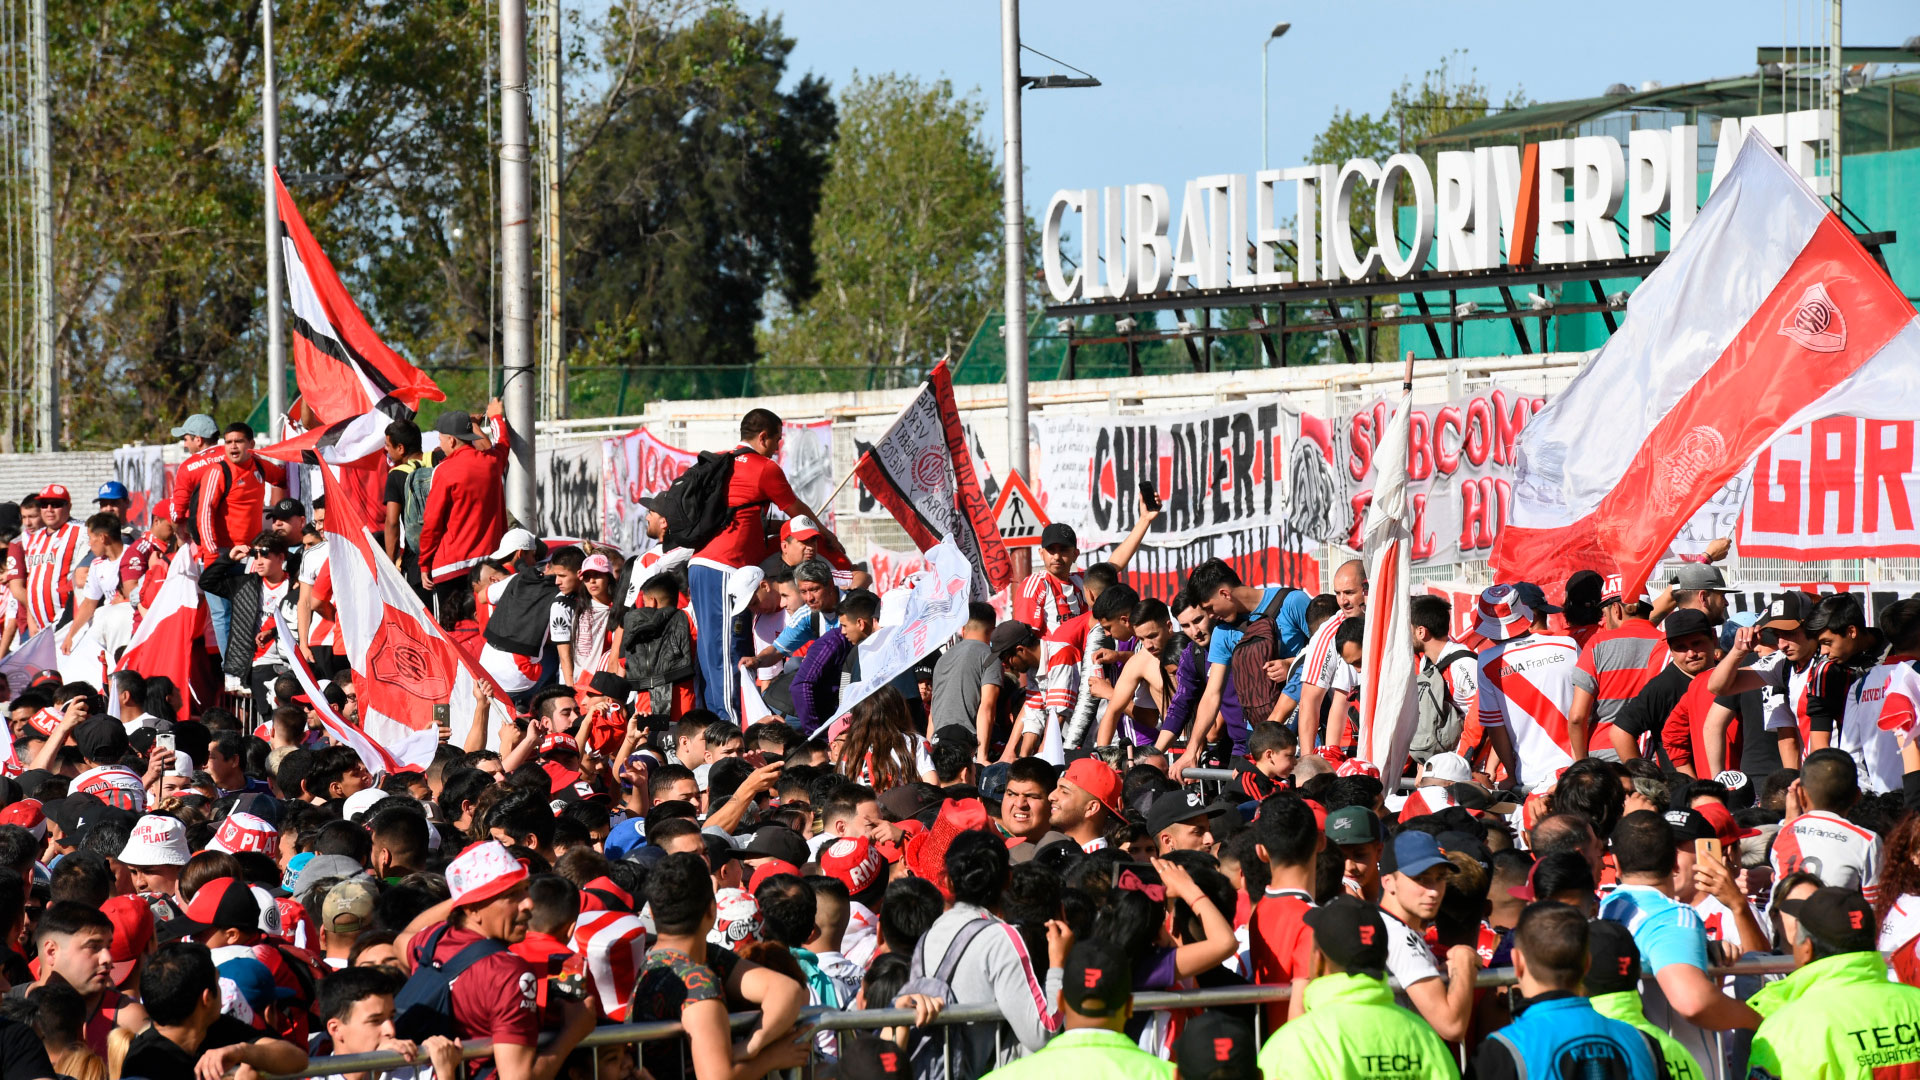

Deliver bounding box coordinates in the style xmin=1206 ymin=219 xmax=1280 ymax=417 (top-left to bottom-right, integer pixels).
xmin=763 ymin=0 xmax=1915 ymax=219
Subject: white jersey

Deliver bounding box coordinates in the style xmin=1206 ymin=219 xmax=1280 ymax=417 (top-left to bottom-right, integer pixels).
xmin=1380 ymin=909 xmax=1442 ymax=1015
xmin=1301 ymin=612 xmax=1356 ymax=690
xmin=1771 ymin=809 xmax=1883 ymax=901
xmin=1475 ymin=633 xmax=1581 ymax=788
xmin=1836 ymin=655 xmax=1920 ymax=793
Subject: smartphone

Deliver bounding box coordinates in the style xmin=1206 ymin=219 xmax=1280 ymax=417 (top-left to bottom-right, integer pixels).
xmin=432 ymin=703 xmax=451 ymax=729
xmin=1139 ymin=479 xmax=1162 ymax=512
xmin=1697 ymin=836 xmax=1723 ymax=866
xmin=155 ymin=732 xmax=175 ymax=755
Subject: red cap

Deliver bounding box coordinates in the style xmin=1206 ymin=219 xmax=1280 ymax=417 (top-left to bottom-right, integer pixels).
xmin=539 ymin=732 xmax=580 ymax=756
xmin=447 ymin=841 xmax=530 ymax=908
xmin=780 ymin=516 xmax=823 ymax=543
xmin=1061 ymin=759 xmax=1124 ymax=818
xmin=1695 ymin=801 xmax=1761 ymax=848
xmin=36 ymin=484 xmax=68 ymax=503
xmin=821 ymin=837 xmax=887 ymax=895
xmin=747 ymin=859 xmax=801 ymax=894
xmin=0 ymin=800 xmax=45 ymax=840
xmin=101 ymin=895 xmax=154 ymax=986
xmin=180 ymin=877 xmax=263 ymax=931
xmin=1336 ymin=758 xmax=1381 ymax=779
xmin=1508 ymin=859 xmax=1543 ymax=901
xmin=1301 ymin=798 xmax=1329 ymax=833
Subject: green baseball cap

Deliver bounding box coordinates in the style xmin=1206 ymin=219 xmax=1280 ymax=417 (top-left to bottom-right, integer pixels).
xmin=1324 ymin=806 xmax=1383 ymax=846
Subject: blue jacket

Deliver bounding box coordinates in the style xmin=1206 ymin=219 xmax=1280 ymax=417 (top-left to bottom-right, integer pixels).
xmin=1472 ymin=993 xmax=1664 ymax=1080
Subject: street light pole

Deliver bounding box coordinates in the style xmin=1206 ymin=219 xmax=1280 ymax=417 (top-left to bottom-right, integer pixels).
xmin=999 ymin=0 xmax=1029 ymax=483
xmin=263 ymin=0 xmax=285 ymax=438
xmin=1262 ymin=21 xmax=1290 ymax=171
xmin=501 ymin=0 xmax=537 ymax=524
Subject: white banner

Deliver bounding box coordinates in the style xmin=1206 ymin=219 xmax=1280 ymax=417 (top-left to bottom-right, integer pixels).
xmin=779 ymin=419 xmax=836 ymax=529
xmin=601 ymin=428 xmax=697 ymax=553
xmin=834 ymin=541 xmax=971 ymax=721
xmin=1739 ymin=417 xmax=1920 ymax=559
xmin=536 ymin=440 xmax=602 ymax=540
xmin=112 ymin=445 xmax=169 ymax=529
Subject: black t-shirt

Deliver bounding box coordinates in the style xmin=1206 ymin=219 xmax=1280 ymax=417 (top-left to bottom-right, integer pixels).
xmin=1614 ymin=663 xmax=1696 ymax=769
xmin=383 ymin=466 xmax=410 ymax=511
xmin=123 ymin=1016 xmax=260 ymax=1080
xmin=0 ymin=1016 xmax=52 ymax=1080
xmin=1716 ymin=687 xmax=1782 ymax=787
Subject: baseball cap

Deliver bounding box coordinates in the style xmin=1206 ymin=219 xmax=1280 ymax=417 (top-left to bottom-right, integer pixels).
xmin=1303 ymin=895 xmax=1390 ymax=976
xmin=1583 ymin=918 xmax=1642 ymax=995
xmin=1380 ymin=831 xmax=1456 ymax=879
xmin=101 ymin=895 xmax=154 ymax=986
xmin=1663 ymin=808 xmax=1716 ymax=843
xmin=73 ymin=718 xmax=130 ymax=765
xmin=447 ymin=841 xmax=529 ymax=907
xmin=95 ymin=481 xmax=128 ymax=503
xmin=539 ymin=732 xmax=581 ymax=757
xmin=1671 ymin=563 xmax=1734 ymax=592
xmin=119 ymin=814 xmax=190 ymax=867
xmin=781 ymin=516 xmax=822 ymax=543
xmin=1173 ymin=1013 xmax=1260 ymax=1080
xmin=1336 ymin=757 xmax=1381 ymax=779
xmin=1061 ymin=758 xmax=1124 ymax=818
xmin=433 ymin=410 xmax=481 ymax=443
xmin=0 ymin=801 xmax=44 ymax=840
xmin=747 ymin=859 xmax=801 ymax=895
xmin=1422 ymin=752 xmax=1473 ymax=784
xmin=36 ymin=484 xmax=69 ymax=504
xmin=208 ymin=813 xmax=279 ymax=856
xmin=264 ymin=498 xmax=305 ymax=521
xmin=1062 ymin=939 xmax=1133 ymax=1017
xmin=1145 ymin=789 xmax=1216 ymax=840
xmin=323 ymin=879 xmax=378 ymax=934
xmin=603 ymin=819 xmax=646 ymax=860
xmin=1778 ymin=886 xmax=1878 ymax=953
xmin=838 ymin=1036 xmax=911 ymax=1080
xmin=581 ymin=553 xmax=614 ymax=577
xmin=1512 ymin=581 xmax=1562 ymax=616
xmin=989 ymin=621 xmax=1039 ymax=658
xmin=171 ymin=414 xmax=218 ymax=439
xmin=1664 ymin=608 xmax=1716 ymax=642
xmin=821 ymin=837 xmax=888 ymax=895
xmin=290 ymin=854 xmax=366 ymax=899
xmin=1763 ymin=591 xmax=1818 ymax=630
xmin=1324 ymin=806 xmax=1383 ymax=846
xmin=488 ymin=528 xmax=538 ymax=561
xmin=1039 ymin=523 xmax=1077 ymax=551
xmin=177 ymin=877 xmax=263 ymax=933
xmin=342 ymin=789 xmax=394 ymax=824
xmin=743 ymin=826 xmax=811 ymax=868
xmin=1563 ymin=570 xmax=1606 ymax=609
xmin=879 ymin=783 xmax=943 ymax=824
xmin=1693 ymin=801 xmax=1762 ymax=848
xmin=1474 ymin=584 xmax=1535 ymax=641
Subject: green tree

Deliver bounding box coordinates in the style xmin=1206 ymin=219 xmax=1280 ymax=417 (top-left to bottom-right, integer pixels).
xmin=562 ymin=2 xmax=834 ymax=378
xmin=759 ymin=73 xmax=1001 ymax=391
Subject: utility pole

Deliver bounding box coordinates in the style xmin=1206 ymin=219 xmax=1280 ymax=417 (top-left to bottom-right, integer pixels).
xmin=262 ymin=0 xmax=285 ymax=438
xmin=999 ymin=0 xmax=1028 ymax=482
xmin=500 ymin=0 xmax=537 ymax=524
xmin=539 ymin=0 xmax=564 ymax=421
xmin=28 ymin=0 xmax=54 ymax=451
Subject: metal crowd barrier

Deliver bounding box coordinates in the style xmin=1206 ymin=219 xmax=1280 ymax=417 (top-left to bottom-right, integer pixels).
xmin=262 ymin=955 xmax=1807 ymax=1080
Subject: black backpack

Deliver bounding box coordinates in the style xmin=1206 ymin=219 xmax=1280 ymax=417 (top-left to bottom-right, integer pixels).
xmin=654 ymin=448 xmax=752 ymax=551
xmin=1227 ymin=587 xmax=1299 ymax=724
xmin=393 ymin=924 xmax=509 ymax=1041
xmin=483 ymin=562 xmax=562 ymax=657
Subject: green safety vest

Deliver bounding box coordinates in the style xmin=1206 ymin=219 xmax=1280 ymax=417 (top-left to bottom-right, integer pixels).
xmin=1747 ymin=950 xmax=1920 ymax=1080
xmin=1590 ymin=990 xmax=1706 ymax=1080
xmin=982 ymin=1027 xmax=1173 ymax=1080
xmin=1257 ymin=972 xmax=1458 ymax=1080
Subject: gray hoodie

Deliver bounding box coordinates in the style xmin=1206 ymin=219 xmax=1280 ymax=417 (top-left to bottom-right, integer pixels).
xmin=915 ymin=902 xmax=1064 ymax=1069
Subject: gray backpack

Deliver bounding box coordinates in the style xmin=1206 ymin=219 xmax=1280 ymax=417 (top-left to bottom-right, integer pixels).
xmin=1411 ymin=650 xmax=1473 ymax=763
xmin=901 ymin=918 xmax=995 ymax=1080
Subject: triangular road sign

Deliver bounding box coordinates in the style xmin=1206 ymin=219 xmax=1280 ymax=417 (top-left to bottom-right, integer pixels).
xmin=991 ymin=472 xmax=1050 ymax=548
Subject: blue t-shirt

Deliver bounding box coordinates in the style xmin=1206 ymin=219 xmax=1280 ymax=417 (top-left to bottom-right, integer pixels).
xmin=1206 ymin=588 xmax=1311 ymax=666
xmin=1598 ymin=884 xmax=1710 ymax=975
xmin=775 ymin=610 xmax=839 ymax=655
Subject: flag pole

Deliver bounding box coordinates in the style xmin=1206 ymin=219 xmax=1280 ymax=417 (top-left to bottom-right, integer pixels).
xmin=1402 ymin=349 xmax=1415 ymax=393
xmin=262 ymin=0 xmax=285 ymax=438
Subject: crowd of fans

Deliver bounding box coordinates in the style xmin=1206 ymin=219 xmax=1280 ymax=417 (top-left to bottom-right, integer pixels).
xmin=0 ymin=404 xmax=1913 ymax=1080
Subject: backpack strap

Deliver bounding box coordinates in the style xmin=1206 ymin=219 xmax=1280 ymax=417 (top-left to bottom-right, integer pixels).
xmin=417 ymin=924 xmax=453 ymax=967
xmin=438 ymin=938 xmax=510 ymax=980
xmin=1249 ymin=588 xmax=1291 ymax=622
xmin=931 ymin=918 xmax=996 ymax=988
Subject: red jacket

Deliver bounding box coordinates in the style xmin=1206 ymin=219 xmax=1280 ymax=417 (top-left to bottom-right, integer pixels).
xmin=169 ymin=448 xmax=287 ymax=563
xmin=418 ymin=415 xmax=509 ymax=584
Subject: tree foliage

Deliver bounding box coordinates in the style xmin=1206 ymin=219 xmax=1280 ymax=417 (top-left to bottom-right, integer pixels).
xmin=759 ymin=73 xmax=1001 ymax=391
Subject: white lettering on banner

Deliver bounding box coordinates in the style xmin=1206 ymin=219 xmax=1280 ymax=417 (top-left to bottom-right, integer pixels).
xmin=1029 ymin=401 xmax=1306 ymax=547
xmin=1739 ymin=418 xmax=1920 ymax=559
xmin=1339 ymin=387 xmax=1546 ymax=566
xmin=1042 ymin=110 xmax=1832 ymax=300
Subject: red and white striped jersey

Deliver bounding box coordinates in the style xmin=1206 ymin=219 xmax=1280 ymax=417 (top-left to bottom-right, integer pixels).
xmin=572 ymin=909 xmax=649 ymax=1021
xmin=1837 ymin=655 xmax=1920 ymax=794
xmin=1301 ymin=612 xmax=1353 ymax=690
xmin=1772 ymin=809 xmax=1883 ymax=899
xmin=1015 ymin=571 xmax=1083 ymax=635
xmin=1476 ymin=633 xmax=1581 ymax=788
xmin=16 ymin=523 xmax=83 ymax=629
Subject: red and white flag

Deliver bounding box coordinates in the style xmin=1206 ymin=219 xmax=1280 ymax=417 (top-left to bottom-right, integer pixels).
xmin=853 ymin=360 xmax=1013 ymax=598
xmin=1496 ymin=130 xmax=1920 ymax=596
xmin=1357 ymin=366 xmax=1420 ymax=781
xmin=316 ymin=458 xmax=510 ymax=769
xmin=276 ymin=171 xmax=442 ymax=425
xmin=272 ymin=610 xmax=403 ymax=776
xmin=254 ymin=412 xmax=391 ymax=528
xmin=119 ymin=548 xmax=212 ymax=723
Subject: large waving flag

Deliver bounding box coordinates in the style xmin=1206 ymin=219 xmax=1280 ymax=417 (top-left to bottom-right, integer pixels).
xmin=1495 ymin=131 xmax=1920 ymax=596
xmin=852 ymin=360 xmax=1013 ymax=599
xmin=1356 ymin=358 xmax=1420 ymax=781
xmin=276 ymin=171 xmax=442 ymax=424
xmin=273 ymin=610 xmax=403 ymax=775
xmin=254 ymin=413 xmax=391 ymax=528
xmin=316 ymin=458 xmax=511 ymax=768
xmin=119 ymin=548 xmax=212 ymax=723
